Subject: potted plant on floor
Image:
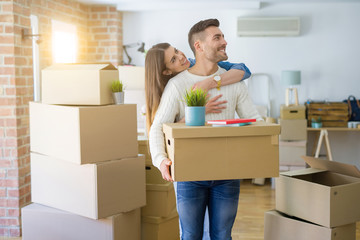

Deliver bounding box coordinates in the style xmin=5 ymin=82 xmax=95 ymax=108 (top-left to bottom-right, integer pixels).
xmin=111 ymin=80 xmax=124 ymax=104
xmin=184 ymin=88 xmax=208 ymax=126
xmin=311 ymin=117 xmax=322 ymax=128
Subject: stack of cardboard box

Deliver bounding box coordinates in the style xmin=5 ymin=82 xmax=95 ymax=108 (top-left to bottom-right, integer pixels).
xmin=278 ymin=104 xmax=307 ymax=171
xmin=138 ymin=136 xmax=180 ymax=240
xmin=264 ymin=156 xmax=360 ymax=240
xmin=22 ymin=64 xmax=146 ymax=240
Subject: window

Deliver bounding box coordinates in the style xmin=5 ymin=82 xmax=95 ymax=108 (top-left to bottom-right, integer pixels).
xmin=52 ymin=20 xmax=77 ymax=63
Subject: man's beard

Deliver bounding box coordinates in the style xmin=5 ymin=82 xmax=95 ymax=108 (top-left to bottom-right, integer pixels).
xmin=205 ymin=46 xmax=228 ymax=63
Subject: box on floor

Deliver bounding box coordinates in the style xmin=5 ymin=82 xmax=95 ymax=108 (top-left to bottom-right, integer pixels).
xmin=163 ymin=122 xmax=280 ymax=181
xmin=276 ymin=156 xmax=360 ymax=228
xmin=42 ymin=63 xmax=118 ymax=105
xmin=31 ymin=153 xmax=146 ymax=219
xmin=264 ymin=210 xmax=356 ymax=240
xmin=141 ymin=182 xmax=176 ymax=217
xmin=279 ymin=140 xmax=307 ymax=166
xmin=30 ymin=102 xmax=138 ymax=165
xmin=22 ymin=203 xmax=141 ymax=240
xmin=278 ymin=119 xmax=307 ymax=141
xmin=141 ymin=209 xmax=179 ymax=240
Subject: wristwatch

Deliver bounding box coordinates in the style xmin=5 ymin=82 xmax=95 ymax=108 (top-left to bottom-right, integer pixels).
xmin=214 ymin=75 xmax=221 ymax=90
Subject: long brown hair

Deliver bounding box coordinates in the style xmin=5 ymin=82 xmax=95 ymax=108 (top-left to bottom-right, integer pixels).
xmin=145 ymin=43 xmax=173 ymax=134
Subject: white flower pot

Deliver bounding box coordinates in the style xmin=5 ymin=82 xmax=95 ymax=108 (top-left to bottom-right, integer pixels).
xmin=112 ymin=92 xmax=124 ymax=104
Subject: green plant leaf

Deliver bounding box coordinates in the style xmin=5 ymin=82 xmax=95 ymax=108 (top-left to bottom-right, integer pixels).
xmin=111 ymin=80 xmax=123 ymax=92
xmin=183 ymin=88 xmax=208 ymax=106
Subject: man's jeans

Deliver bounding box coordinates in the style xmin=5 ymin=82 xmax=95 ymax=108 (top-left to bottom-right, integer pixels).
xmin=175 ymin=180 xmax=240 ymax=240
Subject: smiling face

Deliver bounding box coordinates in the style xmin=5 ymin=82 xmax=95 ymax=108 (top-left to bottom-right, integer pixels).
xmin=162 ymin=46 xmax=191 ymax=76
xmin=201 ymin=26 xmax=228 ymax=63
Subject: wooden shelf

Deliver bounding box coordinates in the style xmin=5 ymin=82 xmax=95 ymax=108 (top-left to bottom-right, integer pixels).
xmin=307 ymin=127 xmax=360 ymax=132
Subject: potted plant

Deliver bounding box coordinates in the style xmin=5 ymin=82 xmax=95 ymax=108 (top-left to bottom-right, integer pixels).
xmin=311 ymin=117 xmax=322 ymax=128
xmin=184 ymin=88 xmax=208 ymax=126
xmin=111 ymin=80 xmax=124 ymax=104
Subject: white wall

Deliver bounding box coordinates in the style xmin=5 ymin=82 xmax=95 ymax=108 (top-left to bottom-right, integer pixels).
xmin=123 ymin=2 xmax=360 ymax=165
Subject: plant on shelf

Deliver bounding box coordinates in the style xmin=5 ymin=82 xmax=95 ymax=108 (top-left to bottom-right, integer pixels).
xmin=111 ymin=80 xmax=125 ymax=104
xmin=311 ymin=116 xmax=322 ymax=128
xmin=183 ymin=88 xmax=208 ymax=126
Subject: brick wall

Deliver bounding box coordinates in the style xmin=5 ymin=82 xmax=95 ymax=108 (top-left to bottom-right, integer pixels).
xmin=31 ymin=0 xmax=90 ymax=69
xmin=0 ymin=0 xmax=123 ymax=237
xmin=88 ymin=5 xmax=123 ymax=66
xmin=0 ymin=0 xmax=32 ymax=237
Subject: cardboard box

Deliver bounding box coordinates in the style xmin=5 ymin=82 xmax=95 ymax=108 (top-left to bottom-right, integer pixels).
xmin=126 ymin=90 xmax=146 ymax=131
xmin=138 ymin=136 xmax=151 ymax=161
xmin=264 ymin=210 xmax=356 ymax=240
xmin=271 ymin=165 xmax=307 ymax=189
xmin=141 ymin=209 xmax=179 ymax=240
xmin=138 ymin=136 xmax=167 ymax=184
xmin=279 ymin=119 xmax=307 ymax=141
xmin=22 ymin=203 xmax=141 ymax=240
xmin=141 ymin=183 xmax=176 ymax=217
xmin=163 ymin=122 xmax=280 ymax=181
xmin=42 ymin=63 xmax=118 ymax=105
xmin=145 ymin=163 xmax=168 ymax=185
xmin=280 ymin=105 xmax=306 ymax=119
xmin=276 ymin=156 xmax=360 ymax=228
xmin=30 ymin=102 xmax=138 ymax=164
xmin=279 ymin=140 xmax=307 ymax=166
xmin=118 ymin=66 xmax=145 ymax=90
xmin=31 ymin=152 xmax=146 ymax=219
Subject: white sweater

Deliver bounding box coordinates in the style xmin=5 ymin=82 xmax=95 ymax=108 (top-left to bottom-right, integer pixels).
xmin=149 ymin=67 xmax=262 ymax=170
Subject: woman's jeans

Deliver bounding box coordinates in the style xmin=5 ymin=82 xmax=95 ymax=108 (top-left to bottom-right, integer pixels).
xmin=175 ymin=180 xmax=240 ymax=240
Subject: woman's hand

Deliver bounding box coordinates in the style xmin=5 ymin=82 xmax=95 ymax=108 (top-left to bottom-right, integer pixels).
xmin=206 ymin=94 xmax=227 ymax=114
xmin=192 ymin=77 xmax=216 ymax=91
xmin=160 ymin=158 xmax=173 ymax=182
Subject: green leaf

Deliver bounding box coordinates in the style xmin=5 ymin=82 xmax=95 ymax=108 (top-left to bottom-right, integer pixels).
xmin=183 ymin=88 xmax=208 ymax=106
xmin=111 ymin=80 xmax=123 ymax=92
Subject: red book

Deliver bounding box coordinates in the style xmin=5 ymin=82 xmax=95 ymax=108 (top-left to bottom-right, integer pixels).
xmin=207 ymin=118 xmax=256 ymax=125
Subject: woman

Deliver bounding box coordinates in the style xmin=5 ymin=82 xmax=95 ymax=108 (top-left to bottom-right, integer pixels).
xmin=145 ymin=42 xmax=252 ymax=240
xmin=145 ymin=42 xmax=251 ymax=134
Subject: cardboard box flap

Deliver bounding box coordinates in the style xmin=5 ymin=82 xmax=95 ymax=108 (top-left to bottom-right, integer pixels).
xmin=280 ymin=167 xmax=326 ymax=177
xmin=163 ymin=122 xmax=280 ymax=139
xmin=302 ymin=156 xmax=360 ymax=178
xmin=43 ymin=63 xmax=117 ymax=71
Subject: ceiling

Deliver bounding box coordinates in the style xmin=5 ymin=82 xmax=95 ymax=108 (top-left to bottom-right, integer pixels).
xmin=76 ymin=0 xmax=360 ymax=11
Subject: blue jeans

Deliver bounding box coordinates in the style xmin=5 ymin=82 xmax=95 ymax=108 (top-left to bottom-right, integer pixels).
xmin=174 ymin=183 xmax=211 ymax=240
xmin=176 ymin=180 xmax=240 ymax=240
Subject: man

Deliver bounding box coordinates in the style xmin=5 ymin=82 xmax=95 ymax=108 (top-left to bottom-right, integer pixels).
xmin=149 ymin=19 xmax=262 ymax=240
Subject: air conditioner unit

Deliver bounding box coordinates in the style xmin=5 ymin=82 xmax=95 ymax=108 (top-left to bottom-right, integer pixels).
xmin=237 ymin=17 xmax=300 ymax=37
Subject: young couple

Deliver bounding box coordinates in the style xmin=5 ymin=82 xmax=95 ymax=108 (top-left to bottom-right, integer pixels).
xmin=145 ymin=18 xmax=262 ymax=240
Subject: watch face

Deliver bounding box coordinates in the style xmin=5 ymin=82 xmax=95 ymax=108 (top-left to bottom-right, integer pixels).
xmin=214 ymin=75 xmax=221 ymax=81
